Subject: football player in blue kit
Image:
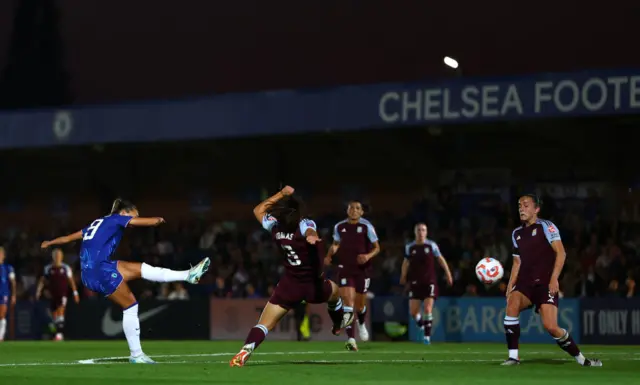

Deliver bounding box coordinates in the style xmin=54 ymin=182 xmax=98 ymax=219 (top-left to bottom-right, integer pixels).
xmin=0 ymin=247 xmax=16 ymax=341
xmin=41 ymin=199 xmax=210 ymax=363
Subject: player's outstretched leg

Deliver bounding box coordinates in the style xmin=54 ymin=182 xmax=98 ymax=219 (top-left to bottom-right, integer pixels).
xmin=118 ymin=257 xmax=210 ymax=285
xmin=327 ymin=281 xmax=354 ymax=336
xmin=108 ymin=282 xmax=155 ymax=364
xmin=540 ymin=305 xmax=602 ymax=367
xmin=230 ymin=302 xmax=288 ymax=367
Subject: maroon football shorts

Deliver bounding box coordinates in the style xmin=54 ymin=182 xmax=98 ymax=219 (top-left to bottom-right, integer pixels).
xmin=269 ymin=275 xmax=333 ymax=310
xmin=408 ymin=281 xmax=438 ymax=301
xmin=337 ymin=267 xmax=370 ymax=294
xmin=50 ymin=295 xmax=68 ymax=312
xmin=513 ymin=283 xmax=559 ymax=313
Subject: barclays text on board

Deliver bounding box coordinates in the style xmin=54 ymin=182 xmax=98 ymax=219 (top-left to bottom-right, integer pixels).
xmin=379 ymin=75 xmax=640 ymax=123
xmin=407 ymin=298 xmax=580 ymax=343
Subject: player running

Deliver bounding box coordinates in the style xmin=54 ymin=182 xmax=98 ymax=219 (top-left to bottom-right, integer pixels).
xmin=400 ymin=223 xmax=453 ymax=344
xmin=230 ymin=186 xmax=354 ymax=367
xmin=40 ymin=199 xmax=210 ymax=363
xmin=325 ymin=201 xmax=380 ymax=351
xmin=35 ymin=248 xmax=80 ymax=341
xmin=0 ymin=247 xmax=16 ymax=341
xmin=503 ymin=194 xmax=601 ymax=367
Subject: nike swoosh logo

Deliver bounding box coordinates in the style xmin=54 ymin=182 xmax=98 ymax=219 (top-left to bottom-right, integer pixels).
xmin=101 ymin=304 xmax=170 ymax=337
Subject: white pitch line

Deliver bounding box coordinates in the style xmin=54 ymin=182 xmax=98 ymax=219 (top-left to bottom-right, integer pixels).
xmin=3 ymin=357 xmax=638 ymax=367
xmin=75 ymin=350 xmax=640 ymax=363
xmin=1 ymin=350 xmax=637 ymax=368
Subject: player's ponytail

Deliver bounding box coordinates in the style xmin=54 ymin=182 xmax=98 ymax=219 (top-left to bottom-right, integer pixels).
xmin=110 ymin=198 xmax=123 ymax=214
xmin=110 ymin=198 xmax=137 ymax=214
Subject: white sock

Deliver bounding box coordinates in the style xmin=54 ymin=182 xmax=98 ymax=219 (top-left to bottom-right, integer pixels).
xmin=0 ymin=319 xmax=6 ymax=340
xmin=415 ymin=314 xmax=422 ymax=324
xmin=509 ymin=349 xmax=519 ymax=360
xmin=575 ymin=353 xmax=586 ymax=365
xmin=123 ymin=303 xmax=143 ymax=357
xmin=141 ymin=263 xmax=189 ymax=282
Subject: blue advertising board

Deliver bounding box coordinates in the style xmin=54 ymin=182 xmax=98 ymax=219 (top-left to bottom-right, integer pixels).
xmin=408 ymin=297 xmax=580 ymax=343
xmin=371 ymin=296 xmax=409 ymax=323
xmin=13 ymin=301 xmax=50 ymax=340
xmin=581 ymin=298 xmax=640 ymax=345
xmin=0 ymin=69 xmax=639 ymax=148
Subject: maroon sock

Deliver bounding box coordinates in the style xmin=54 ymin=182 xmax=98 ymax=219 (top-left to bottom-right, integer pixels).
xmin=328 ymin=298 xmax=344 ymax=326
xmin=244 ymin=325 xmax=268 ymax=350
xmin=504 ymin=316 xmax=520 ymax=351
xmin=357 ymin=306 xmax=367 ymax=325
xmin=346 ymin=325 xmax=355 ymax=339
xmin=555 ymin=330 xmax=581 ymax=357
xmin=424 ymin=314 xmax=433 ymax=338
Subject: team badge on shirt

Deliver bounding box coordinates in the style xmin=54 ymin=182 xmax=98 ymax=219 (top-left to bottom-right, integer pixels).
xmin=532 ymin=229 xmax=537 ymax=236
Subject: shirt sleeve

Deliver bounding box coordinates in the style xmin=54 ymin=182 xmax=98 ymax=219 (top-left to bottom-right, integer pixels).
xmin=365 ymin=223 xmax=379 ymax=243
xmin=299 ymin=219 xmax=317 ymax=235
xmin=64 ymin=265 xmax=73 ymax=279
xmin=8 ymin=264 xmax=15 ymax=280
xmin=430 ymin=241 xmax=442 ymax=257
xmin=404 ymin=243 xmax=411 ymax=259
xmin=115 ymin=214 xmax=133 ymax=228
xmin=261 ymin=214 xmax=278 ymax=231
xmin=332 ymin=224 xmax=341 ymax=242
xmin=511 ymin=229 xmax=520 ymax=257
xmin=541 ymin=220 xmax=562 ymax=244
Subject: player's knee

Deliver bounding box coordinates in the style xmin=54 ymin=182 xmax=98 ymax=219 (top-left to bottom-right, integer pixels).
xmin=542 ymin=319 xmax=560 ymax=334
xmin=505 ymin=298 xmax=521 ymax=316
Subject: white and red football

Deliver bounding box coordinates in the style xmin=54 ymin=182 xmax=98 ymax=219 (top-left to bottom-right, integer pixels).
xmin=475 ymin=257 xmax=504 ymax=285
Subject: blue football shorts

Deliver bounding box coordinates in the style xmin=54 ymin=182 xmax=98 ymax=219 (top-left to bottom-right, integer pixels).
xmin=81 ymin=261 xmax=124 ymax=297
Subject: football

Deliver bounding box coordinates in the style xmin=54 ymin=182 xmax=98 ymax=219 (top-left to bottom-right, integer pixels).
xmin=475 ymin=257 xmax=504 ymax=284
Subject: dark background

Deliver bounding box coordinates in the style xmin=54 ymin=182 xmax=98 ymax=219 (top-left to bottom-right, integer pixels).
xmin=0 ymin=0 xmax=638 ymax=107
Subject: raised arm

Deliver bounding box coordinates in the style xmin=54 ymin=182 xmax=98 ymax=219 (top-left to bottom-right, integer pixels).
xmin=253 ymin=185 xmax=294 ymax=223
xmin=41 ymin=231 xmax=83 ymax=249
xmin=128 ymin=217 xmax=165 ymax=227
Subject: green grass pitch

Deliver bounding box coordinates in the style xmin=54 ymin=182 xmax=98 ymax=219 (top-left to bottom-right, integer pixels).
xmin=0 ymin=341 xmax=636 ymax=384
